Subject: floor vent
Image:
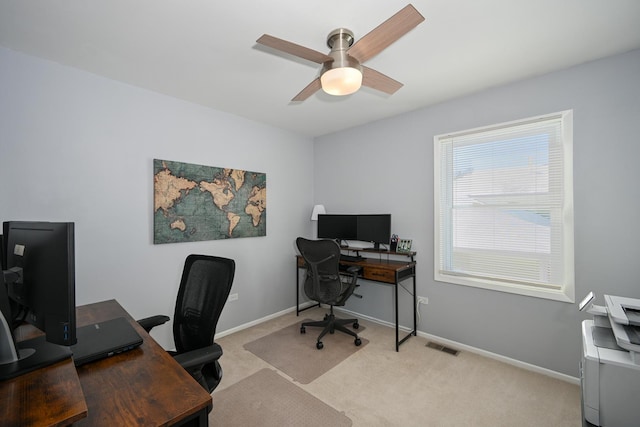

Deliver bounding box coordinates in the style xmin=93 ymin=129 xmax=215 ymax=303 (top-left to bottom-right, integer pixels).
xmin=426 ymin=341 xmax=460 ymax=356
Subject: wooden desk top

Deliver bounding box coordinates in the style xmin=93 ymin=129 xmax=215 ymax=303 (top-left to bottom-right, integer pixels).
xmin=0 ymin=356 xmax=87 ymax=427
xmin=296 ymin=253 xmax=416 ymax=285
xmin=296 ymin=254 xmax=415 ymax=269
xmin=0 ymin=299 xmax=212 ymax=427
xmin=74 ymin=299 xmax=212 ymax=426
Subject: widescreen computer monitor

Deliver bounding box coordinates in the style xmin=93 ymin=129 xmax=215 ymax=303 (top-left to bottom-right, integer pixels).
xmin=356 ymin=214 xmax=392 ymax=250
xmin=317 ymin=214 xmax=357 ymax=246
xmin=0 ymin=221 xmax=77 ymax=380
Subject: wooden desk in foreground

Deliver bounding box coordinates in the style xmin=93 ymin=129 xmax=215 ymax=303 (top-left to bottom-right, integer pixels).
xmin=0 ymin=299 xmax=211 ymax=427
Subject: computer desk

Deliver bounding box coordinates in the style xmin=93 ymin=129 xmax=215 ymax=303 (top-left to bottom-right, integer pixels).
xmin=296 ymin=248 xmax=417 ymax=351
xmin=0 ymin=299 xmax=211 ymax=427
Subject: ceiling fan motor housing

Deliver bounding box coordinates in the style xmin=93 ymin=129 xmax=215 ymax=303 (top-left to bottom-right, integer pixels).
xmin=321 ymin=28 xmax=362 ymax=95
xmin=323 ymin=28 xmax=361 ymax=72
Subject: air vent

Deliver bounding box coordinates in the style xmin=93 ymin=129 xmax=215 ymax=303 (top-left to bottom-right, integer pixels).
xmin=426 ymin=341 xmax=460 ymax=356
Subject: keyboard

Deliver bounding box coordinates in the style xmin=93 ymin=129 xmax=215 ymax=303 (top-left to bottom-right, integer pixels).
xmin=340 ymin=254 xmax=363 ymax=263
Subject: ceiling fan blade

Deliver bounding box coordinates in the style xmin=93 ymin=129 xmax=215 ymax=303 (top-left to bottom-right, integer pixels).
xmin=291 ymin=78 xmax=322 ymax=101
xmin=257 ymin=34 xmax=333 ymax=64
xmin=347 ymin=4 xmax=425 ymax=63
xmin=361 ymin=66 xmax=403 ymax=95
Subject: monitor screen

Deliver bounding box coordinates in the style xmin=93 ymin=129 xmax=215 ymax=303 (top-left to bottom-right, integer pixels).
xmin=356 ymin=214 xmax=392 ymax=250
xmin=317 ymin=214 xmax=357 ymax=241
xmin=1 ymin=221 xmax=76 ymax=379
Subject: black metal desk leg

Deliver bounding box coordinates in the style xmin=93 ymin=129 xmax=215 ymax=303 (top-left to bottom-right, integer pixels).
xmin=395 ymin=281 xmax=399 ymax=352
xmin=413 ymin=276 xmax=417 ymax=336
xmin=296 ymin=262 xmax=300 ymax=316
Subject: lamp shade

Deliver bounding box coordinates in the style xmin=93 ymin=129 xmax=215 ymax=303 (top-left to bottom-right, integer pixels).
xmin=310 ymin=204 xmax=326 ymax=220
xmin=320 ymin=67 xmax=362 ymax=96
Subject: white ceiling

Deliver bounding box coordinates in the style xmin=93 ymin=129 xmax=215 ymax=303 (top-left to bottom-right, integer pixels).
xmin=1 ymin=1 xmax=640 ymax=138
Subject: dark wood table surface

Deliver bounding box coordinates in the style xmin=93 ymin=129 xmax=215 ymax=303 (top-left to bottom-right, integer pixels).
xmin=1 ymin=299 xmax=212 ymax=426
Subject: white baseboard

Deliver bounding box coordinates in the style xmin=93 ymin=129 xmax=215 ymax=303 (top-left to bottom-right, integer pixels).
xmin=217 ymin=304 xmax=580 ymax=385
xmin=417 ymin=331 xmax=580 ymax=385
xmin=215 ymin=301 xmax=316 ymax=339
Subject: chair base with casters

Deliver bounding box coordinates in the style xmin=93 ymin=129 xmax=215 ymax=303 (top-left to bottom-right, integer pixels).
xmin=296 ymin=237 xmax=364 ymax=350
xmin=300 ymin=305 xmax=362 ymax=350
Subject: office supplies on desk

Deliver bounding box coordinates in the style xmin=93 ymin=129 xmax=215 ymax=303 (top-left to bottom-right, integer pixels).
xmin=72 ymin=316 xmax=142 ymax=366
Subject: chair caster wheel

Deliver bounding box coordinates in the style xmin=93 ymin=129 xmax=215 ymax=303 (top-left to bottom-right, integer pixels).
xmin=353 ymin=322 xmax=359 ymax=329
xmin=316 ymin=341 xmax=324 ymax=350
xmin=355 ymin=338 xmax=362 ymax=346
xmin=300 ymin=326 xmax=306 ymax=334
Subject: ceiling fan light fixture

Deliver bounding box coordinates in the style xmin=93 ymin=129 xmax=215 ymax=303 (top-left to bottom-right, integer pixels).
xmin=321 ymin=66 xmax=362 ymax=96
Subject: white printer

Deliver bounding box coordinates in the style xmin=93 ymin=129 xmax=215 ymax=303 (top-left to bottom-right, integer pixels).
xmin=579 ymin=292 xmax=640 ymax=426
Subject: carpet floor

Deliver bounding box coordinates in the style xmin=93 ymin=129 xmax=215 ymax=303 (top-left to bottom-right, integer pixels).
xmin=209 ymin=368 xmax=352 ymax=426
xmin=243 ymin=319 xmax=368 ymax=384
xmin=211 ymin=306 xmax=582 ymax=427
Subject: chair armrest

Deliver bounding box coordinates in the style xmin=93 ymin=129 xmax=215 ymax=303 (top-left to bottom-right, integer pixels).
xmin=136 ymin=315 xmax=170 ymax=333
xmin=173 ymin=343 xmax=223 ymax=371
xmin=346 ymin=266 xmax=361 ymax=275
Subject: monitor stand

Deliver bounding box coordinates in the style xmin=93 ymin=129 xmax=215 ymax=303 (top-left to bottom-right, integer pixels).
xmin=0 ymin=335 xmax=72 ymax=380
xmin=1 ymin=313 xmax=72 ymax=380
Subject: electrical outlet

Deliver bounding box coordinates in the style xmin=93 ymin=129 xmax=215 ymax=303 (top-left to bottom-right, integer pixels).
xmin=417 ymin=296 xmax=429 ymax=305
xmin=227 ymin=293 xmax=238 ymax=302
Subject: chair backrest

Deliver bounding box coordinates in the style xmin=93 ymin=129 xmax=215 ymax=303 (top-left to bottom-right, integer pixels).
xmin=296 ymin=237 xmax=348 ymax=305
xmin=173 ymin=254 xmax=235 ymax=354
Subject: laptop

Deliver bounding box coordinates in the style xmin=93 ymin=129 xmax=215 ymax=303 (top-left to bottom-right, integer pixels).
xmin=71 ymin=316 xmax=143 ymax=367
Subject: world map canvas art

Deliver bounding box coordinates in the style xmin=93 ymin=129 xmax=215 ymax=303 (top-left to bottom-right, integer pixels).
xmin=154 ymin=159 xmax=266 ymax=244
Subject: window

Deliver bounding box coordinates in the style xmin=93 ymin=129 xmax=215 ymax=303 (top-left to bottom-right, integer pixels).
xmin=434 ymin=111 xmax=574 ymax=302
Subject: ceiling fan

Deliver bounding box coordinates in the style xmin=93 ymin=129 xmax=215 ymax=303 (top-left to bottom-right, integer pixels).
xmin=256 ymin=4 xmax=425 ymax=101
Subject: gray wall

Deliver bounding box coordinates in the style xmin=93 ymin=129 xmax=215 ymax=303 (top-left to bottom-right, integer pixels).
xmin=314 ymin=49 xmax=640 ymax=377
xmin=0 ymin=47 xmax=315 ymax=350
xmin=2 ymin=44 xmax=639 ymax=377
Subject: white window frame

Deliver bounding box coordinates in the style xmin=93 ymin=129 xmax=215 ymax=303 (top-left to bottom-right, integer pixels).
xmin=433 ymin=111 xmax=574 ymax=302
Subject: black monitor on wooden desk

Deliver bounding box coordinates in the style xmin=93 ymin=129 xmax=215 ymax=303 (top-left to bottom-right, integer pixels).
xmin=1 ymin=221 xmax=77 ymax=380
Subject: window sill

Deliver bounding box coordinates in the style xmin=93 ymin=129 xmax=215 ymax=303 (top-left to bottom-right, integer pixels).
xmin=435 ymin=272 xmax=575 ymax=303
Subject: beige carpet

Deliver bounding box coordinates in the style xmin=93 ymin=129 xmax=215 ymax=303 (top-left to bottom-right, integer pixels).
xmin=209 ymin=368 xmax=352 ymax=426
xmin=243 ymin=319 xmax=368 ymax=384
xmin=213 ymin=307 xmax=582 ymax=426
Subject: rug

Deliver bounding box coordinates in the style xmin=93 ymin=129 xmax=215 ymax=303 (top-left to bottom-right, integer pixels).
xmin=209 ymin=368 xmax=352 ymax=426
xmin=243 ymin=319 xmax=368 ymax=384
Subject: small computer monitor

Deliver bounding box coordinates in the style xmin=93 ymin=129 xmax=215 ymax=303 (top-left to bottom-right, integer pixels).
xmin=356 ymin=214 xmax=392 ymax=250
xmin=317 ymin=214 xmax=357 ymax=244
xmin=1 ymin=221 xmax=77 ymax=380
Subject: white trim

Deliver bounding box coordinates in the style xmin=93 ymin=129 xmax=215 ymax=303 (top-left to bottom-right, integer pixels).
xmin=417 ymin=330 xmax=579 ymax=385
xmin=216 ymin=305 xmax=579 ymax=385
xmin=214 ymin=301 xmax=316 ymax=339
xmin=334 ymin=307 xmax=577 ymax=385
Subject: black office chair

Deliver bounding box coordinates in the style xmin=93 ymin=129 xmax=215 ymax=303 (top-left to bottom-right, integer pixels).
xmin=137 ymin=254 xmax=235 ymax=407
xmin=296 ymin=237 xmax=362 ymax=350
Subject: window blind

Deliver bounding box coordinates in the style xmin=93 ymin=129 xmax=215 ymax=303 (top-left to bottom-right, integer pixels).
xmin=434 ymin=111 xmax=574 ymax=300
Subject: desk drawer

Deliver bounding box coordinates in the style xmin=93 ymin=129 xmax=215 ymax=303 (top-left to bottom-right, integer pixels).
xmin=363 ymin=267 xmax=395 ymax=284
